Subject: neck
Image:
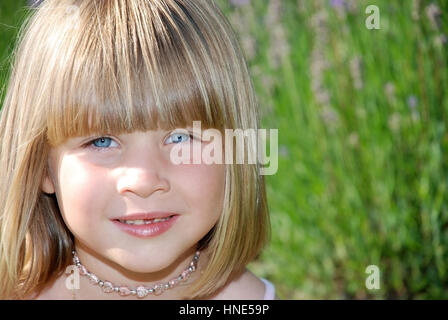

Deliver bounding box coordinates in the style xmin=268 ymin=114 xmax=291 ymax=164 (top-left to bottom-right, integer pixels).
xmin=70 ymin=242 xmax=204 ymax=300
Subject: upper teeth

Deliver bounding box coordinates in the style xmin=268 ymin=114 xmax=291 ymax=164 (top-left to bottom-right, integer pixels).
xmin=120 ymin=217 xmax=171 ymax=225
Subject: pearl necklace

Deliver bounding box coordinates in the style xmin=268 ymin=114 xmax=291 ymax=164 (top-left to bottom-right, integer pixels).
xmin=71 ymin=250 xmax=200 ymax=299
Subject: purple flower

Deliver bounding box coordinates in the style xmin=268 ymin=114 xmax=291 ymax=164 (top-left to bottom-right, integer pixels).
xmin=230 ymin=0 xmax=250 ymax=7
xmin=425 ymin=3 xmax=441 ymax=30
xmin=330 ymin=0 xmax=345 ymax=8
xmin=407 ymin=95 xmax=418 ymax=110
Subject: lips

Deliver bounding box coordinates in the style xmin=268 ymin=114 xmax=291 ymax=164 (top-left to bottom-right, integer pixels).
xmin=111 ymin=212 xmax=179 ymax=238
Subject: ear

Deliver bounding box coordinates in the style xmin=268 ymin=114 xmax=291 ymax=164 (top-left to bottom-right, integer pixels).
xmin=41 ymin=173 xmax=55 ymax=194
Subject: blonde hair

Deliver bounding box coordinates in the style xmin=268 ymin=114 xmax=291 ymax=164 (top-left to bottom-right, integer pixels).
xmin=0 ymin=0 xmax=270 ymax=299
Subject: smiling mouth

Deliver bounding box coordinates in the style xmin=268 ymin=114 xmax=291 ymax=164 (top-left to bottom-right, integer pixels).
xmin=116 ymin=216 xmax=175 ymax=225
xmin=112 ymin=215 xmax=179 ymax=238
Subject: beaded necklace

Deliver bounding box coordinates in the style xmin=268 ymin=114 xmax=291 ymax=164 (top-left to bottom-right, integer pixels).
xmin=71 ymin=250 xmax=200 ymax=299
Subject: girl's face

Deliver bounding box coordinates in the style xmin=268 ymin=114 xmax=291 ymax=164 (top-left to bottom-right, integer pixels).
xmin=41 ymin=129 xmax=225 ymax=274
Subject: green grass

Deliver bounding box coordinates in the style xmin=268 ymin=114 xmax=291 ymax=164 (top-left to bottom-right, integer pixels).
xmin=216 ymin=0 xmax=448 ymax=299
xmin=0 ymin=0 xmax=28 ymax=103
xmin=1 ymin=0 xmax=447 ymax=299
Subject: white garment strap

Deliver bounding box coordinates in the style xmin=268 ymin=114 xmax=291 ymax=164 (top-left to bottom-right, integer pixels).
xmin=260 ymin=278 xmax=276 ymax=300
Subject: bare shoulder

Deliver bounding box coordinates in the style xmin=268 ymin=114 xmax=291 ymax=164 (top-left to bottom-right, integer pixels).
xmin=211 ymin=268 xmax=267 ymax=300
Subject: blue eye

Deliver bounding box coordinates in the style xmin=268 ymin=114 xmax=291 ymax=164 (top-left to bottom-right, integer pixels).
xmin=87 ymin=137 xmax=118 ymax=150
xmin=165 ymin=132 xmax=193 ymax=144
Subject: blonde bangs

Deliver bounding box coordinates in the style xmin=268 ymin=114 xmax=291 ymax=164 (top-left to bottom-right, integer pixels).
xmin=40 ymin=0 xmax=229 ymax=147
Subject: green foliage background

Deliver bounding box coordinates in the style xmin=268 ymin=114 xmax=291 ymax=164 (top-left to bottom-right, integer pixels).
xmin=1 ymin=0 xmax=447 ymax=299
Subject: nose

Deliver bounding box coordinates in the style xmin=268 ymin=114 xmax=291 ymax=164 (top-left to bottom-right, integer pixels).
xmin=116 ymin=155 xmax=170 ymax=198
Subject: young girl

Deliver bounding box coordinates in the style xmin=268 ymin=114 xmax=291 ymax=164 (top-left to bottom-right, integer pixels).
xmin=0 ymin=0 xmax=274 ymax=300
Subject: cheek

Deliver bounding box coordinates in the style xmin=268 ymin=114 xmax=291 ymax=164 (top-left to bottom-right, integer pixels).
xmin=176 ymin=163 xmax=226 ymax=219
xmin=56 ymin=157 xmax=107 ymax=227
